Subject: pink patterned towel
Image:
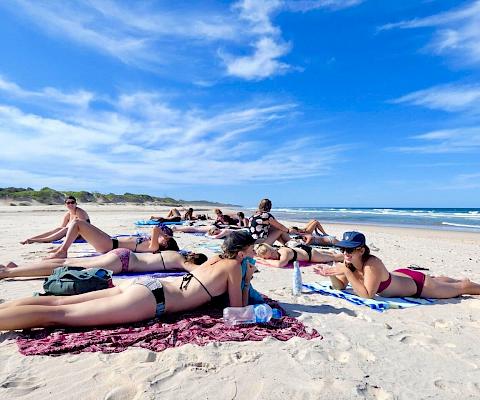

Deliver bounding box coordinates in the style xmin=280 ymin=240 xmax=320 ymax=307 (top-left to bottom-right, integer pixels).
xmin=16 ymin=300 xmax=320 ymax=356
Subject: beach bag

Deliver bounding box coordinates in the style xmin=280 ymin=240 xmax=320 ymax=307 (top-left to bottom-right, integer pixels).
xmin=42 ymin=266 xmax=113 ymax=296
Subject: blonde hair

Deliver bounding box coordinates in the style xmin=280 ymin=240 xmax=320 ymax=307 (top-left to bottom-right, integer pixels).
xmin=255 ymin=243 xmax=276 ymax=258
xmin=208 ymin=227 xmax=220 ymax=235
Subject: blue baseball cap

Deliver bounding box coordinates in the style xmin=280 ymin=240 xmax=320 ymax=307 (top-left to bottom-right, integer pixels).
xmin=335 ymin=231 xmax=366 ymax=248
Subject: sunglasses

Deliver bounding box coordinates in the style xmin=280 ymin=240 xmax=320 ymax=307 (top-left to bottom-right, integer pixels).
xmin=342 ymin=247 xmax=361 ymax=254
xmin=65 ymin=201 xmax=76 ymax=205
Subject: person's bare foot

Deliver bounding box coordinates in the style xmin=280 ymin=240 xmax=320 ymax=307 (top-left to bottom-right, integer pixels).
xmin=20 ymin=239 xmax=33 ymax=245
xmin=44 ymin=250 xmax=67 ymax=259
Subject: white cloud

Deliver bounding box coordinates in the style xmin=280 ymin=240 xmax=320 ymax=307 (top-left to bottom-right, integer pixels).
xmin=392 ymin=83 xmax=480 ymax=113
xmin=221 ymin=37 xmax=292 ymax=80
xmin=380 ymin=1 xmax=480 ymax=65
xmin=0 ymin=79 xmax=347 ymax=190
xmin=390 ymin=127 xmax=480 ymax=153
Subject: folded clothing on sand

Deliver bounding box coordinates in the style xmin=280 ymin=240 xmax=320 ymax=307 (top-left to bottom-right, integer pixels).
xmin=16 ymin=298 xmax=320 ymax=356
xmin=303 ymin=281 xmax=435 ymax=312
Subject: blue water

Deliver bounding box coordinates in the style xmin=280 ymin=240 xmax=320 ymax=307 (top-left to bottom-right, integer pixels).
xmin=247 ymin=207 xmax=480 ymax=233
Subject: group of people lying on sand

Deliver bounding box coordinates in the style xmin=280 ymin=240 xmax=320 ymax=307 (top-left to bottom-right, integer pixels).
xmin=1 ymin=196 xmax=479 ymax=332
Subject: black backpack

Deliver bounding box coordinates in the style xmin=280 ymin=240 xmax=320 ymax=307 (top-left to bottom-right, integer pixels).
xmin=42 ymin=266 xmax=113 ymax=296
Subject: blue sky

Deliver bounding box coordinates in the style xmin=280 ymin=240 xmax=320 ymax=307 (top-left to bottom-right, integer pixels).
xmin=0 ymin=0 xmax=479 ymax=208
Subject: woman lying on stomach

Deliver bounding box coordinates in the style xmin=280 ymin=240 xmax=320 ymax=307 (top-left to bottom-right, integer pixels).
xmin=315 ymin=231 xmax=480 ymax=299
xmin=0 ymin=231 xmax=257 ymax=331
xmin=255 ymin=243 xmax=343 ymax=268
xmin=0 ymin=250 xmax=207 ymax=279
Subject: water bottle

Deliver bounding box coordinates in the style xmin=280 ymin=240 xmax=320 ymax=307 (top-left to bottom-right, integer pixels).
xmin=223 ymin=304 xmax=282 ymax=326
xmin=292 ymin=261 xmax=302 ymax=296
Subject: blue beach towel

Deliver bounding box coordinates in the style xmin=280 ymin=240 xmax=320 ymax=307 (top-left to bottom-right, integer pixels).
xmin=135 ymin=220 xmax=185 ymax=226
xmin=303 ymin=281 xmax=435 ymax=312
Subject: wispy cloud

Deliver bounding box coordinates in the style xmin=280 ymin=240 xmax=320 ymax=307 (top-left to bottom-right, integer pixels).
xmin=0 ymin=75 xmax=94 ymax=108
xmin=1 ymin=0 xmax=362 ymax=81
xmin=390 ymin=127 xmax=480 ymax=153
xmin=380 ymin=1 xmax=480 ymax=65
xmin=284 ymin=0 xmax=363 ymax=12
xmin=392 ymin=83 xmax=480 ymax=113
xmin=0 ymin=78 xmax=347 ymax=191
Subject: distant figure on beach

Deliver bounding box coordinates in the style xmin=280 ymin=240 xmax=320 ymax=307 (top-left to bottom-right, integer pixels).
xmin=20 ymin=196 xmax=90 ymax=245
xmin=0 ymin=250 xmax=207 ymax=279
xmin=255 ymin=243 xmax=343 ymax=268
xmin=0 ymin=231 xmax=257 ymax=331
xmin=46 ymin=221 xmax=179 ymax=259
xmin=290 ymin=219 xmax=338 ymax=246
xmin=249 ymin=198 xmax=298 ymax=245
xmin=315 ymin=231 xmax=480 ymax=299
xmin=150 ymin=207 xmax=182 ymax=223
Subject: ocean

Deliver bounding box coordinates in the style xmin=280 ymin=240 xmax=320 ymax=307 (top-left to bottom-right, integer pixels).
xmin=248 ymin=207 xmax=480 ymax=233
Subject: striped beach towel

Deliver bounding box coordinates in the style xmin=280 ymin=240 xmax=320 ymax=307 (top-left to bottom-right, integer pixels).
xmin=303 ymin=281 xmax=435 ymax=312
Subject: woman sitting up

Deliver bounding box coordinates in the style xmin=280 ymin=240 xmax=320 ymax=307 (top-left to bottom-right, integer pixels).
xmin=0 ymin=231 xmax=257 ymax=331
xmin=20 ymin=196 xmax=90 ymax=245
xmin=249 ymin=198 xmax=298 ymax=245
xmin=255 ymin=243 xmax=343 ymax=268
xmin=150 ymin=207 xmax=182 ymax=223
xmin=46 ymin=222 xmax=178 ymax=259
xmin=0 ymin=251 xmax=207 ymax=279
xmin=316 ymin=231 xmax=480 ymax=299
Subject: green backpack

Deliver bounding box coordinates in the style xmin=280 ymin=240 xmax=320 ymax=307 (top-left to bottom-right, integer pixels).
xmin=42 ymin=266 xmax=113 ymax=296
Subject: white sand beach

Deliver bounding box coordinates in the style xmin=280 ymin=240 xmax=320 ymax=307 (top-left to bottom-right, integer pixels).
xmin=1 ymin=204 xmax=479 ymax=400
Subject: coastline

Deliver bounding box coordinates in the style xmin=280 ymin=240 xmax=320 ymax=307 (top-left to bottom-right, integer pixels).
xmin=1 ymin=204 xmax=479 ymax=399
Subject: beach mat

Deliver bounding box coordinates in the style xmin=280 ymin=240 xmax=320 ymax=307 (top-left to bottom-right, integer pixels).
xmin=114 ymin=271 xmax=187 ymax=279
xmin=52 ymin=233 xmax=141 ymax=245
xmin=303 ymin=282 xmax=435 ymax=312
xmin=16 ymin=298 xmax=320 ymax=356
xmin=135 ymin=220 xmax=185 ymax=226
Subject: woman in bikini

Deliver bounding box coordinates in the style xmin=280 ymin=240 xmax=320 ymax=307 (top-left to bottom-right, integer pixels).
xmin=20 ymin=196 xmax=91 ymax=245
xmin=0 ymin=250 xmax=207 ymax=279
xmin=0 ymin=231 xmax=257 ymax=331
xmin=290 ymin=219 xmax=338 ymax=246
xmin=255 ymin=243 xmax=343 ymax=268
xmin=150 ymin=207 xmax=182 ymax=223
xmin=46 ymin=222 xmax=178 ymax=259
xmin=249 ymin=198 xmax=299 ymax=245
xmin=315 ymin=231 xmax=480 ymax=299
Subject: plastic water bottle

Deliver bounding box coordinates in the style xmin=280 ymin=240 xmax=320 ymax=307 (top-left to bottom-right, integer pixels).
xmin=292 ymin=261 xmax=302 ymax=296
xmin=223 ymin=304 xmax=282 ymax=326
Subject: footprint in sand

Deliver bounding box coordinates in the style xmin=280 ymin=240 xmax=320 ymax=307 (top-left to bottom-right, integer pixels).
xmin=353 ymin=382 xmax=394 ymax=400
xmin=434 ymin=379 xmax=480 ymax=395
xmin=387 ymin=331 xmax=437 ymax=347
xmin=0 ymin=376 xmax=44 ymax=396
xmin=228 ymin=350 xmax=262 ymax=364
xmin=103 ymin=385 xmax=140 ymax=400
xmin=328 ymin=351 xmax=350 ymax=363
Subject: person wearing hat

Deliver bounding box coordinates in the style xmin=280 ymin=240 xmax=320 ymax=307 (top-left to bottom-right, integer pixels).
xmin=46 ymin=220 xmax=178 ymax=259
xmin=0 ymin=231 xmax=258 ymax=331
xmin=315 ymin=231 xmax=480 ymax=299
